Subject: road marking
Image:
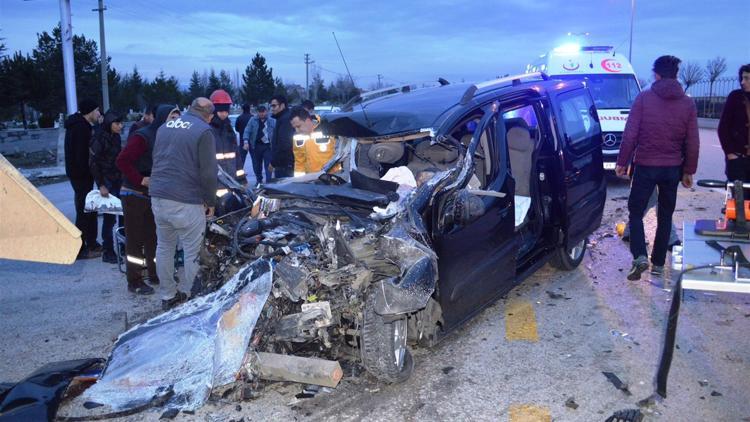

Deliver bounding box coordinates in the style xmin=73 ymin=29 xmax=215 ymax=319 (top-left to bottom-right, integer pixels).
xmin=509 ymin=404 xmax=551 ymax=422
xmin=505 ymin=300 xmax=539 ymax=342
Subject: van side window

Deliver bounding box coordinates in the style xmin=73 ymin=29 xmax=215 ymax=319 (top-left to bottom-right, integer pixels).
xmin=557 ymin=89 xmax=600 ymax=152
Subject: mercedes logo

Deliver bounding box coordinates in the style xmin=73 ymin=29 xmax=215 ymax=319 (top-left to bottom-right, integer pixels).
xmin=603 ymin=133 xmax=618 ymax=147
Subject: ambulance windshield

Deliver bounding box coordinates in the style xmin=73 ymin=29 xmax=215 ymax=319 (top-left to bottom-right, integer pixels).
xmin=556 ymin=74 xmax=640 ymax=109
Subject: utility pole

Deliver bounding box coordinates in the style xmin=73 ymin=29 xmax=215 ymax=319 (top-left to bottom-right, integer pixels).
xmin=628 ymin=0 xmax=635 ymax=62
xmin=304 ymin=53 xmax=314 ymax=99
xmin=93 ymin=0 xmax=109 ymax=111
xmin=377 ymin=74 xmax=383 ymax=89
xmin=59 ymin=0 xmax=77 ymax=116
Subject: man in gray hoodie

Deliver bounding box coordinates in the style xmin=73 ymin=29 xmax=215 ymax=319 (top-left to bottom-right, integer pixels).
xmin=149 ymin=97 xmax=218 ymax=309
xmin=615 ymin=55 xmax=700 ymax=281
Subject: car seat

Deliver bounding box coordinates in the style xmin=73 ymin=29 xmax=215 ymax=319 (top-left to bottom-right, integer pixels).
xmin=507 ymin=123 xmax=533 ymax=228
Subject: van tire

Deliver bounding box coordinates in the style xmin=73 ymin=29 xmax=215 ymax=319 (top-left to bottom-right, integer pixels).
xmin=550 ymin=237 xmax=587 ymax=270
xmin=360 ymin=290 xmax=414 ymax=383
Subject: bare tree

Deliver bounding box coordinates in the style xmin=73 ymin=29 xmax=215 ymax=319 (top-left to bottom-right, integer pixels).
xmin=704 ymin=56 xmax=728 ymax=116
xmin=679 ymin=62 xmax=704 ymax=93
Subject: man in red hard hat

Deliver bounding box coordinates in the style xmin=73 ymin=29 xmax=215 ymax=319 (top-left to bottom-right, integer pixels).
xmin=209 ymin=89 xmax=243 ymax=182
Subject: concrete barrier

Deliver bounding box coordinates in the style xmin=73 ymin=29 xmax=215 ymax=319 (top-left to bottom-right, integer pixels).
xmin=0 ymin=128 xmax=60 ymax=155
xmin=698 ymin=118 xmax=719 ymax=130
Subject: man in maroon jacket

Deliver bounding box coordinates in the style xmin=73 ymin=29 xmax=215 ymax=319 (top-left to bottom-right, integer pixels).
xmin=615 ymin=55 xmax=700 ymax=281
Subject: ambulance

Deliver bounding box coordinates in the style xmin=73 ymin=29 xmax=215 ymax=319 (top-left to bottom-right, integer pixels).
xmin=526 ymin=45 xmax=641 ymax=170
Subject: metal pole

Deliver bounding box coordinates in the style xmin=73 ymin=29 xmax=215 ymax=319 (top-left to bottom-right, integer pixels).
xmin=94 ymin=0 xmax=109 ymax=111
xmin=304 ymin=53 xmax=310 ymax=99
xmin=628 ymin=0 xmax=635 ymax=62
xmin=59 ymin=0 xmax=77 ymax=116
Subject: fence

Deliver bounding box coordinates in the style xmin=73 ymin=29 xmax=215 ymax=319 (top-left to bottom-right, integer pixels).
xmin=686 ymin=77 xmax=738 ymax=119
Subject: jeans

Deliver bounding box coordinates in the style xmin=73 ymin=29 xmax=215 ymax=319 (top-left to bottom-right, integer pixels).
xmin=726 ymin=156 xmax=750 ymax=199
xmin=122 ymin=193 xmax=158 ymax=286
xmin=151 ymin=197 xmax=205 ymax=300
xmin=250 ymin=143 xmax=273 ymax=184
xmin=70 ymin=177 xmax=98 ymax=250
xmin=623 ymin=188 xmax=679 ymax=245
xmin=100 ymin=182 xmax=122 ymax=253
xmin=274 ymin=165 xmax=294 ymax=179
xmin=628 ymin=165 xmax=682 ymax=266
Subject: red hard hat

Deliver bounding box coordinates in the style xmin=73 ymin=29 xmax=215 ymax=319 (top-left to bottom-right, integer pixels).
xmin=209 ymin=89 xmax=232 ymax=105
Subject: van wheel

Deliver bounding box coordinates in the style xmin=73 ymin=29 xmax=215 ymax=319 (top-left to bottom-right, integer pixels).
xmin=360 ymin=290 xmax=414 ymax=383
xmin=550 ymin=237 xmax=587 ymax=270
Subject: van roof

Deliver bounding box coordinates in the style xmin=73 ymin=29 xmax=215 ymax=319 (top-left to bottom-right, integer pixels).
xmin=321 ymin=77 xmax=583 ymax=138
xmin=527 ymin=46 xmax=637 ymax=77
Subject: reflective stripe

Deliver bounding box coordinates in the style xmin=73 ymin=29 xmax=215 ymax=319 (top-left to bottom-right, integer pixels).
xmin=216 ymin=188 xmax=229 ymax=197
xmin=293 ymin=171 xmax=305 ymax=177
xmin=126 ymin=255 xmax=147 ymax=266
xmin=236 ymin=169 xmax=245 ymax=177
xmin=310 ymin=131 xmax=325 ymax=139
xmin=293 ymin=134 xmax=308 ymax=141
xmin=216 ymin=152 xmax=237 ymax=160
xmin=295 ymin=139 xmax=305 ymax=147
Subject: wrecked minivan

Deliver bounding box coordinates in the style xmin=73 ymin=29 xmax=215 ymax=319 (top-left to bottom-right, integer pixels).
xmin=83 ymin=73 xmax=606 ymax=413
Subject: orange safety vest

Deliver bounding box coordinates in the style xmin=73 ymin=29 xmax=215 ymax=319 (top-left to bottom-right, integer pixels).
xmin=293 ymin=117 xmax=337 ymax=175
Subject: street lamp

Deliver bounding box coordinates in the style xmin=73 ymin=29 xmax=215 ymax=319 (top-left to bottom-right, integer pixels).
xmin=629 ymin=0 xmax=635 ymax=62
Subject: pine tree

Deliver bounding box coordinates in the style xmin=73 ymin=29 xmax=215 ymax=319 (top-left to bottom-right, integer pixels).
xmin=187 ymin=70 xmax=206 ymax=99
xmin=207 ymin=69 xmax=221 ymax=94
xmin=218 ymin=69 xmax=234 ymax=98
xmin=241 ymin=52 xmax=275 ymax=105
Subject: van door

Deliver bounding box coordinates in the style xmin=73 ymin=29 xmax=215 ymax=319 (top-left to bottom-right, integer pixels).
xmin=554 ymin=88 xmax=607 ymax=247
xmin=432 ymin=105 xmax=517 ymax=330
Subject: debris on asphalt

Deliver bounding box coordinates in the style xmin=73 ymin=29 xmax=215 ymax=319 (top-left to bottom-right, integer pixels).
xmin=698 ymin=380 xmax=709 ymax=387
xmin=636 ymin=393 xmax=658 ymax=408
xmin=604 ymin=408 xmax=644 ymax=422
xmin=442 ymin=366 xmax=455 ymax=375
xmin=564 ymin=397 xmax=579 ymax=409
xmin=602 ymin=371 xmax=632 ymax=396
xmin=711 ymin=391 xmax=723 ymax=397
xmin=546 ymin=290 xmax=564 ymax=299
xmin=248 ymin=352 xmax=343 ymax=388
xmin=159 ymin=408 xmax=180 ymax=419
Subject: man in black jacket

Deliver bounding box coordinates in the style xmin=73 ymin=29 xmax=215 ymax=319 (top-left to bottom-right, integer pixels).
xmin=64 ymin=98 xmax=102 ymax=259
xmin=269 ymin=95 xmax=294 ymax=178
xmin=235 ymin=103 xmax=253 ymax=173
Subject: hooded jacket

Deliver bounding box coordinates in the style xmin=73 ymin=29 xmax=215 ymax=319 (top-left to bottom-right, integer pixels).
xmin=64 ymin=112 xmax=95 ymax=179
xmin=89 ymin=111 xmax=122 ymax=189
xmin=616 ymin=78 xmax=700 ymax=175
xmin=271 ymin=107 xmax=294 ymax=168
xmin=116 ymin=105 xmax=174 ymax=193
xmin=718 ymin=89 xmax=750 ymax=157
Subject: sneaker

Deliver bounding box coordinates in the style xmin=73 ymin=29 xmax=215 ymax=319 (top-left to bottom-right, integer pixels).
xmin=650 ymin=265 xmax=664 ymax=276
xmin=162 ymin=291 xmax=188 ymax=311
xmin=89 ymin=243 xmax=104 ymax=253
xmin=128 ymin=282 xmax=155 ymax=295
xmin=668 ymin=240 xmax=682 ymax=252
xmin=76 ymin=248 xmax=102 ymax=260
xmin=102 ymin=250 xmax=118 ymax=264
xmin=146 ymin=276 xmax=160 ymax=285
xmin=627 ymin=256 xmax=649 ymax=281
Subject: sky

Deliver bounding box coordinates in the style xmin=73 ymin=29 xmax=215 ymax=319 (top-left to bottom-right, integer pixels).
xmin=0 ymin=0 xmax=747 ymax=90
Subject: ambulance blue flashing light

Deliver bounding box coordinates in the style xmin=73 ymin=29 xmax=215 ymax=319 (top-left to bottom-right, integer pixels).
xmin=553 ymin=43 xmax=581 ymax=54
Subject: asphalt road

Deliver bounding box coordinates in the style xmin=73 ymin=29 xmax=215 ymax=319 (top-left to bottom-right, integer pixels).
xmin=2 ymin=128 xmax=748 ymax=421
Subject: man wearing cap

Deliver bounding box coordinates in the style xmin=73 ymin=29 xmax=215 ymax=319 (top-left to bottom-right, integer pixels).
xmin=64 ymin=98 xmax=102 ymax=260
xmin=128 ymin=105 xmax=155 ymax=138
xmin=149 ymin=97 xmax=218 ymax=310
xmin=209 ymin=89 xmax=242 ymax=182
xmin=243 ymin=105 xmax=275 ymax=184
xmin=90 ymin=110 xmax=125 ymax=264
xmin=235 ymin=103 xmax=253 ymax=174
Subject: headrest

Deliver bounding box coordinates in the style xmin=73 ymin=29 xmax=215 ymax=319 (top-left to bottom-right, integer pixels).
xmin=507 ymin=127 xmax=533 ymax=152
